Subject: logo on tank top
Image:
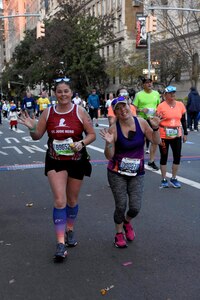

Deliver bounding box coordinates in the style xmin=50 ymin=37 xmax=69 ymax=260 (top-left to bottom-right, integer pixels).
xmin=57 ymin=118 xmax=69 ymax=127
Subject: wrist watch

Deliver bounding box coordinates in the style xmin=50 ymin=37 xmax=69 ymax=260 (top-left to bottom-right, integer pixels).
xmin=81 ymin=141 xmax=85 ymax=147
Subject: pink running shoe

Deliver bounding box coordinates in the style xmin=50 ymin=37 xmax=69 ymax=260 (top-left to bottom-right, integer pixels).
xmin=114 ymin=232 xmax=127 ymax=248
xmin=123 ymin=222 xmax=135 ymax=241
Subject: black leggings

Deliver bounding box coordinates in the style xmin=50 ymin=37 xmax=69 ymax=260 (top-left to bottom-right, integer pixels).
xmin=159 ymin=137 xmax=182 ymax=165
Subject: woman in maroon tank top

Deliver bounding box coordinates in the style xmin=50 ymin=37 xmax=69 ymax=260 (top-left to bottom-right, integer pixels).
xmin=18 ymin=78 xmax=96 ymax=262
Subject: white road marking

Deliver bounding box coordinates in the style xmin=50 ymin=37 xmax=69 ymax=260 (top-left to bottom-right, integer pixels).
xmin=88 ymin=145 xmax=200 ymax=190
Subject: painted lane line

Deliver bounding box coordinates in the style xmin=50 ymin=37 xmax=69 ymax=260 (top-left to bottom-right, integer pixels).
xmin=144 ymin=165 xmax=200 ymax=189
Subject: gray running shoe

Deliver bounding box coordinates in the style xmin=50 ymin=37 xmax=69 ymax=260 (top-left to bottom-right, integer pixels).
xmin=54 ymin=243 xmax=67 ymax=262
xmin=65 ymin=230 xmax=78 ymax=247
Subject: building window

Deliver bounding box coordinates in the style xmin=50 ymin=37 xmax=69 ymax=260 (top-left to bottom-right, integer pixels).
xmin=118 ymin=41 xmax=121 ymax=56
xmin=92 ymin=5 xmax=95 ymax=16
xmin=117 ymin=14 xmax=122 ymax=32
xmin=107 ymin=0 xmax=110 ymax=12
xmin=102 ymin=47 xmax=105 ymax=58
xmin=117 ymin=0 xmax=122 ymax=8
xmin=111 ymin=0 xmax=115 ymax=10
xmin=97 ymin=1 xmax=101 ymax=16
xmin=102 ymin=0 xmax=105 ymax=16
xmin=107 ymin=45 xmax=109 ymax=59
xmin=112 ymin=44 xmax=115 ymax=58
xmin=132 ymin=0 xmax=141 ymax=6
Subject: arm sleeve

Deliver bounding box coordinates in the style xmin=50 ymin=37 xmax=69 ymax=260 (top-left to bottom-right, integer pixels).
xmin=181 ymin=113 xmax=188 ymax=135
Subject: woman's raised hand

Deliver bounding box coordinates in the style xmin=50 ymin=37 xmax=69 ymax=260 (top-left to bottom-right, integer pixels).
xmin=99 ymin=128 xmax=114 ymax=144
xmin=18 ymin=110 xmax=37 ymax=130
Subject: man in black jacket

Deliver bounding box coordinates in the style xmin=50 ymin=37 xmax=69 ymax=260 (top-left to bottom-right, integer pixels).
xmin=186 ymin=87 xmax=200 ymax=131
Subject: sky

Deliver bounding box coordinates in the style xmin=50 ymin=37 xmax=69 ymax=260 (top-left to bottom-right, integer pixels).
xmin=0 ymin=1 xmax=2 ymax=9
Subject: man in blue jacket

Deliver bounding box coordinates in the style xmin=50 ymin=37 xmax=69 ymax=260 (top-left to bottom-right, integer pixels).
xmin=21 ymin=91 xmax=36 ymax=118
xmin=88 ymin=89 xmax=100 ymax=127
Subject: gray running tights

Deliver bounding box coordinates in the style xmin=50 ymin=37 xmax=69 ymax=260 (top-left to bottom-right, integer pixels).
xmin=108 ymin=170 xmax=144 ymax=224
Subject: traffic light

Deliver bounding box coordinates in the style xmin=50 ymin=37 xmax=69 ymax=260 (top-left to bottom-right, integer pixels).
xmin=145 ymin=15 xmax=157 ymax=33
xmin=36 ymin=21 xmax=45 ymax=39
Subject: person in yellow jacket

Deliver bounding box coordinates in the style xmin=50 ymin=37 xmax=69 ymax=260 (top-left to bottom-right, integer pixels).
xmin=37 ymin=91 xmax=51 ymax=115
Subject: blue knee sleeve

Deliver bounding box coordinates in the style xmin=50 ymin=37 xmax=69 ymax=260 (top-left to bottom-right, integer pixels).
xmin=66 ymin=204 xmax=79 ymax=219
xmin=53 ymin=207 xmax=66 ymax=225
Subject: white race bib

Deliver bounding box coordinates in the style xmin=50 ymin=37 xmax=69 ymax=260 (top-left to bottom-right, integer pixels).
xmin=165 ymin=127 xmax=178 ymax=137
xmin=42 ymin=103 xmax=48 ymax=109
xmin=53 ymin=138 xmax=74 ymax=156
xmin=118 ymin=158 xmax=140 ymax=176
xmin=147 ymin=108 xmax=155 ymax=117
xmin=26 ymin=101 xmax=32 ymax=108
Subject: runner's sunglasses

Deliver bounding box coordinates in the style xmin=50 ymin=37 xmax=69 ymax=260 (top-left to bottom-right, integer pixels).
xmin=111 ymin=96 xmax=127 ymax=107
xmin=54 ymin=77 xmax=70 ymax=83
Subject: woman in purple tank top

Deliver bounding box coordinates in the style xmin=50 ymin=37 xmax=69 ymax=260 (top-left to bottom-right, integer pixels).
xmin=100 ymin=94 xmax=161 ymax=248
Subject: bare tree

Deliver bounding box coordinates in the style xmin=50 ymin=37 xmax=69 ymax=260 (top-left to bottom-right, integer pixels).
xmin=150 ymin=0 xmax=200 ymax=87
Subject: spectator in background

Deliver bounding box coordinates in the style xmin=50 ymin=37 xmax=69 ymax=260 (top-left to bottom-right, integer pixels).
xmin=21 ymin=91 xmax=36 ymax=118
xmin=81 ymin=98 xmax=86 ymax=109
xmin=186 ymin=87 xmax=200 ymax=131
xmin=88 ymin=89 xmax=100 ymax=127
xmin=0 ymin=100 xmax=2 ymax=124
xmin=72 ymin=93 xmax=82 ymax=105
xmin=2 ymin=101 xmax=9 ymax=118
xmin=8 ymin=105 xmax=18 ymax=130
xmin=49 ymin=91 xmax=57 ymax=106
xmin=106 ymin=93 xmax=114 ymax=108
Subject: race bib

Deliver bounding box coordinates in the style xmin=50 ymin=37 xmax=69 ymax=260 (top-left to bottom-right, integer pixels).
xmin=26 ymin=101 xmax=32 ymax=108
xmin=42 ymin=103 xmax=48 ymax=109
xmin=53 ymin=138 xmax=75 ymax=156
xmin=118 ymin=158 xmax=140 ymax=176
xmin=165 ymin=127 xmax=178 ymax=137
xmin=147 ymin=108 xmax=155 ymax=117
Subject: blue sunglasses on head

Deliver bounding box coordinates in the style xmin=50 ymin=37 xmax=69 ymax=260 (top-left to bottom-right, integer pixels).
xmin=54 ymin=77 xmax=70 ymax=83
xmin=111 ymin=96 xmax=127 ymax=107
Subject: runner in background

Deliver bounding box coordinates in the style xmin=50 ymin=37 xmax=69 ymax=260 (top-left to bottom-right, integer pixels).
xmin=156 ymin=86 xmax=188 ymax=188
xmin=133 ymin=77 xmax=160 ymax=171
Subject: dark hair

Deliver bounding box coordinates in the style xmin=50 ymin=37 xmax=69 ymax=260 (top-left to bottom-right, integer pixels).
xmin=190 ymin=87 xmax=196 ymax=92
xmin=128 ymin=88 xmax=136 ymax=98
xmin=141 ymin=77 xmax=152 ymax=84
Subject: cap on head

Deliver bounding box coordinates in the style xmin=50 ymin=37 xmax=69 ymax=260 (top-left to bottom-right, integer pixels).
xmin=165 ymin=86 xmax=176 ymax=93
xmin=111 ymin=96 xmax=128 ymax=110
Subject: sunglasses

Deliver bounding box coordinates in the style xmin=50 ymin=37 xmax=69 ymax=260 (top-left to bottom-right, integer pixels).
xmin=166 ymin=91 xmax=176 ymax=94
xmin=54 ymin=77 xmax=70 ymax=83
xmin=111 ymin=96 xmax=126 ymax=107
xmin=120 ymin=92 xmax=129 ymax=96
